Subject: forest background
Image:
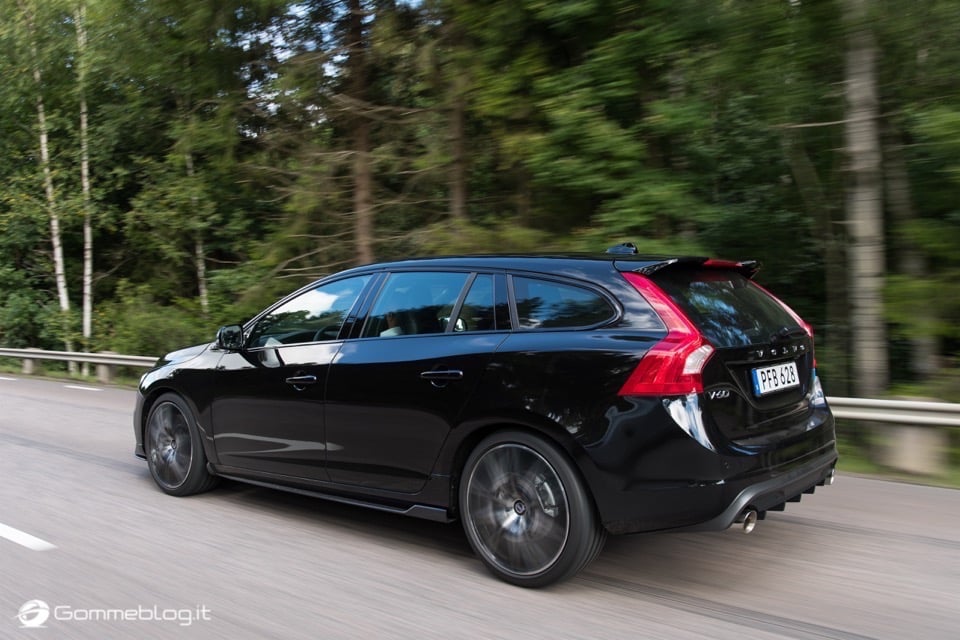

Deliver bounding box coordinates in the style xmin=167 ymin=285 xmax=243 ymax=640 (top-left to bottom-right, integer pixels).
xmin=1 ymin=0 xmax=959 ymax=403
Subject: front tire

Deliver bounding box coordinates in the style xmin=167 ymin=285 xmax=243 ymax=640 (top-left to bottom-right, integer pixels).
xmin=459 ymin=430 xmax=606 ymax=587
xmin=144 ymin=393 xmax=219 ymax=496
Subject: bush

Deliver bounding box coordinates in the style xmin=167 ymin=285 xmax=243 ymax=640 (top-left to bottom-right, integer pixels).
xmin=94 ymin=282 xmax=212 ymax=357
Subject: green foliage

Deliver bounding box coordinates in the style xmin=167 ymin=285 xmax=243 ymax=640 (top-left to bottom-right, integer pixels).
xmin=411 ymin=219 xmax=565 ymax=255
xmin=207 ymin=262 xmax=288 ymax=325
xmin=0 ymin=292 xmax=51 ymax=348
xmin=885 ymin=105 xmax=960 ymax=350
xmin=94 ymin=282 xmax=211 ymax=356
xmin=0 ymin=0 xmax=954 ymax=394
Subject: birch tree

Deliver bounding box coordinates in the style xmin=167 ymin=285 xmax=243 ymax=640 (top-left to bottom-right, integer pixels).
xmin=844 ymin=0 xmax=888 ymax=397
xmin=17 ymin=0 xmax=75 ymax=363
xmin=75 ymin=0 xmax=93 ymax=370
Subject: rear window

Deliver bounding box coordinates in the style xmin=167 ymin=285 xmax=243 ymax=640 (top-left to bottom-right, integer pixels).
xmin=512 ymin=276 xmax=615 ymax=329
xmin=651 ymin=269 xmax=802 ymax=348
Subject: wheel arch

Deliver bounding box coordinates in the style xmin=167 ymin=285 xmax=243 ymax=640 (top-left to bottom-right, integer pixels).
xmin=441 ymin=415 xmax=601 ymax=520
xmin=139 ymin=384 xmax=219 ymax=466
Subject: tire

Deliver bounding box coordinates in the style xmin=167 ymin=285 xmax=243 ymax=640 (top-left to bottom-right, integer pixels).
xmin=144 ymin=393 xmax=219 ymax=496
xmin=459 ymin=430 xmax=606 ymax=587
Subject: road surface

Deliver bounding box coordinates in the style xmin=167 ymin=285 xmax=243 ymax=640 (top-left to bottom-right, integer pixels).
xmin=1 ymin=376 xmax=957 ymax=639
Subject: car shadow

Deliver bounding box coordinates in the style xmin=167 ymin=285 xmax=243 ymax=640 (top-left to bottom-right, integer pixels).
xmin=212 ymin=479 xmax=475 ymax=557
xmin=179 ymin=477 xmax=827 ymax=593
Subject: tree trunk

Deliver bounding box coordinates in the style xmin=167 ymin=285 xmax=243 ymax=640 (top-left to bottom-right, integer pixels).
xmin=20 ymin=0 xmax=75 ymax=367
xmin=353 ymin=123 xmax=374 ymax=265
xmin=77 ymin=2 xmax=93 ymax=375
xmin=184 ymin=150 xmax=210 ymax=315
xmin=194 ymin=235 xmax=209 ymax=316
xmin=347 ymin=0 xmax=374 ymax=265
xmin=449 ymin=82 xmax=467 ymax=222
xmin=784 ymin=131 xmax=849 ymax=395
xmin=884 ymin=128 xmax=937 ymax=379
xmin=844 ymin=0 xmax=887 ymax=398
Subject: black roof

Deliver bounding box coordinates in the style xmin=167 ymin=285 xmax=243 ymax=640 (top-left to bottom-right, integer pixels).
xmin=339 ymin=253 xmax=759 ymax=279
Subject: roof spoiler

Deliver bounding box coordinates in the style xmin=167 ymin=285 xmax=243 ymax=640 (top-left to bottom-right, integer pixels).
xmin=622 ymin=257 xmax=761 ymax=279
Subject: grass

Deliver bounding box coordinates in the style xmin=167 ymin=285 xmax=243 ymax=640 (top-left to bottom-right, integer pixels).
xmin=836 ymin=425 xmax=960 ymax=489
xmin=0 ymin=358 xmax=145 ymax=388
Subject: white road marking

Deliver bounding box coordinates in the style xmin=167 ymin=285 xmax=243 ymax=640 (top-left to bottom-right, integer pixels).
xmin=0 ymin=523 xmax=57 ymax=551
xmin=0 ymin=376 xmax=18 ymax=381
xmin=64 ymin=385 xmax=102 ymax=392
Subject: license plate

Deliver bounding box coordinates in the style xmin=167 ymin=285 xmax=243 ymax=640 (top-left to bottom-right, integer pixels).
xmin=751 ymin=361 xmax=800 ymax=396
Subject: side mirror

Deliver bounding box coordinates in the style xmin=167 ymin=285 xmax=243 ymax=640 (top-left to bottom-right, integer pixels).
xmin=216 ymin=325 xmax=245 ymax=351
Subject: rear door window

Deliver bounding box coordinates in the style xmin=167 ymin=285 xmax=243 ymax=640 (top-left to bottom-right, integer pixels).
xmin=362 ymin=271 xmax=470 ymax=337
xmin=451 ymin=273 xmax=511 ymax=332
xmin=651 ymin=269 xmax=802 ymax=348
xmin=511 ymin=276 xmax=615 ymax=329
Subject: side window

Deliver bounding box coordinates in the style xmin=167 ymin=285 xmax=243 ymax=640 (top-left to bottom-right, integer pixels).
xmin=248 ymin=275 xmax=371 ymax=347
xmin=362 ymin=271 xmax=469 ymax=337
xmin=512 ymin=276 xmax=615 ymax=329
xmin=455 ymin=274 xmax=494 ymax=331
xmin=452 ymin=273 xmax=510 ymax=332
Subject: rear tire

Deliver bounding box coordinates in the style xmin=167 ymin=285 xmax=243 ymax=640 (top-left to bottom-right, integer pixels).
xmin=144 ymin=393 xmax=219 ymax=496
xmin=459 ymin=430 xmax=606 ymax=587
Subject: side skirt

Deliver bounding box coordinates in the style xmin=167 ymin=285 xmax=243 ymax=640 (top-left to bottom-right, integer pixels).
xmin=210 ymin=465 xmax=455 ymax=524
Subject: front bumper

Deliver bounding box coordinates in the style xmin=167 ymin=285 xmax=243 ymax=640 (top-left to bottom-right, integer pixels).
xmin=133 ymin=391 xmax=147 ymax=459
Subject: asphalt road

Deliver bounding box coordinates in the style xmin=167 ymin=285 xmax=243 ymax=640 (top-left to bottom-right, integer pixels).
xmin=0 ymin=376 xmax=957 ymax=639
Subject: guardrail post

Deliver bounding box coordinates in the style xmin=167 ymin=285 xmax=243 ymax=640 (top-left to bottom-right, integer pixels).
xmin=875 ymin=425 xmax=948 ymax=476
xmin=872 ymin=397 xmax=949 ymax=476
xmin=96 ymin=352 xmax=117 ymax=384
xmin=22 ymin=348 xmax=41 ymax=376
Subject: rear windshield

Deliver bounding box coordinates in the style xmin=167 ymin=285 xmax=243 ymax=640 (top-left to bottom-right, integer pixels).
xmin=651 ymin=269 xmax=802 ymax=348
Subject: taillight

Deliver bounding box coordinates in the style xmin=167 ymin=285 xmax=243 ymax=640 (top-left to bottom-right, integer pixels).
xmin=619 ymin=272 xmax=714 ymax=396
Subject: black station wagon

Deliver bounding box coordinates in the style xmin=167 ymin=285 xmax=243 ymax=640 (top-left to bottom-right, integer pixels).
xmin=134 ymin=245 xmax=837 ymax=587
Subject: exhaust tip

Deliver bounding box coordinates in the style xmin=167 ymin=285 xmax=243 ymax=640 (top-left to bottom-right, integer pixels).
xmin=825 ymin=468 xmax=836 ymax=486
xmin=736 ymin=508 xmax=759 ymax=534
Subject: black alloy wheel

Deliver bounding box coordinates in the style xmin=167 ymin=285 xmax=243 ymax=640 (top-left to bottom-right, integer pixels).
xmin=460 ymin=430 xmax=606 ymax=587
xmin=144 ymin=393 xmax=219 ymax=496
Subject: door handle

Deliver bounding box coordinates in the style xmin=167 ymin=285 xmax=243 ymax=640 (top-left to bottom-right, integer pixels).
xmin=419 ymin=369 xmax=464 ymax=381
xmin=420 ymin=369 xmax=463 ymax=389
xmin=285 ymin=374 xmax=318 ymax=387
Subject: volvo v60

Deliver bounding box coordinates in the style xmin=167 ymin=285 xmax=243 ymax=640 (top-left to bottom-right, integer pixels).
xmin=134 ymin=245 xmax=837 ymax=587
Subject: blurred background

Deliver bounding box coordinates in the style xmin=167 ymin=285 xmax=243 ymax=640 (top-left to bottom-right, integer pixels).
xmin=0 ymin=1 xmax=957 ymax=476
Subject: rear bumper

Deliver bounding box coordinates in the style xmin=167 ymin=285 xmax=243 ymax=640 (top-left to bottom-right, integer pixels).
xmin=579 ymin=397 xmax=837 ymax=535
xmin=673 ymin=448 xmax=837 ymax=532
xmin=596 ymin=442 xmax=837 ymax=535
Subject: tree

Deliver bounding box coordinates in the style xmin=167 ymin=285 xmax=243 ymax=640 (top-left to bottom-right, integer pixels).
xmin=10 ymin=0 xmax=76 ymax=362
xmin=106 ymin=0 xmax=282 ymax=314
xmin=345 ymin=0 xmax=374 ymax=264
xmin=844 ymin=0 xmax=888 ymax=398
xmin=75 ymin=0 xmax=94 ymax=370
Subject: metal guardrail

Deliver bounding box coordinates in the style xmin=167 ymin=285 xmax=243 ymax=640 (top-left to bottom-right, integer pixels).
xmin=0 ymin=347 xmax=157 ymax=368
xmin=1 ymin=348 xmax=960 ymax=428
xmin=828 ymin=397 xmax=960 ymax=427
xmin=0 ymin=347 xmax=157 ymax=383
